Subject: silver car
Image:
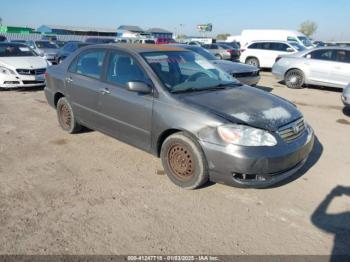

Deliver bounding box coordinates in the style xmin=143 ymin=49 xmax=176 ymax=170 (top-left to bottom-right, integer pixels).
xmin=202 ymin=43 xmax=237 ymax=60
xmin=342 ymin=83 xmax=350 ymax=108
xmin=26 ymin=40 xmax=59 ymax=63
xmin=272 ymin=47 xmax=350 ymax=89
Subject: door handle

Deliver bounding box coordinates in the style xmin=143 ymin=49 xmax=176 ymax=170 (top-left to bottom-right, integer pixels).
xmin=65 ymin=77 xmax=73 ymax=83
xmin=100 ymin=88 xmax=110 ymax=95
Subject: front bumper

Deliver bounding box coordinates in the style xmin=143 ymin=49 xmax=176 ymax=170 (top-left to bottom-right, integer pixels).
xmin=0 ymin=74 xmax=46 ymax=89
xmin=237 ymin=75 xmax=260 ymax=86
xmin=341 ymin=94 xmax=350 ymax=107
xmin=200 ymin=125 xmax=314 ymax=188
xmin=271 ymin=63 xmax=285 ymax=81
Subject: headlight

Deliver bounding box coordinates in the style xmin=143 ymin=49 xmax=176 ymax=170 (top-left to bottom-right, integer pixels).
xmin=217 ymin=124 xmax=277 ymax=147
xmin=0 ymin=66 xmax=16 ymax=75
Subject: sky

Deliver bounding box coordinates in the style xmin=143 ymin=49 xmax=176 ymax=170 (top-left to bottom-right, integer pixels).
xmin=1 ymin=0 xmax=350 ymax=41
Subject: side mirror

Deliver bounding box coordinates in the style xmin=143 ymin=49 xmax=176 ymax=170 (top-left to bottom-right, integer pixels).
xmin=127 ymin=81 xmax=152 ymax=94
xmin=306 ymin=54 xmax=312 ymax=59
xmin=286 ymin=48 xmax=294 ymax=52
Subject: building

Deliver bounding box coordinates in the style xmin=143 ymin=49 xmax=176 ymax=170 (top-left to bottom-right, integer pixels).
xmin=117 ymin=25 xmax=173 ymax=39
xmin=146 ymin=28 xmax=173 ymax=39
xmin=37 ymin=25 xmax=117 ymax=37
xmin=117 ymin=25 xmax=148 ymax=38
xmin=0 ymin=25 xmax=34 ymax=34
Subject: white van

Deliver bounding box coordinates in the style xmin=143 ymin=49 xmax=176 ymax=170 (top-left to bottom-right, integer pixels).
xmin=239 ymin=30 xmax=314 ymax=49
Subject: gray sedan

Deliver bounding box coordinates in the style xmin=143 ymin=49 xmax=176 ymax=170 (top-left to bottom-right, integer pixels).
xmin=171 ymin=44 xmax=260 ymax=86
xmin=44 ymin=44 xmax=314 ymax=189
xmin=272 ymin=47 xmax=350 ymax=89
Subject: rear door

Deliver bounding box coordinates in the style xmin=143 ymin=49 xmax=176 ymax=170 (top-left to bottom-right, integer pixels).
xmin=98 ymin=50 xmax=154 ymax=151
xmin=331 ymin=49 xmax=350 ymax=88
xmin=66 ymin=49 xmax=106 ymax=128
xmin=305 ymin=49 xmax=334 ymax=84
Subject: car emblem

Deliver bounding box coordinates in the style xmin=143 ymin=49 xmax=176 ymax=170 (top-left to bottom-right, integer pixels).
xmin=292 ymin=124 xmax=300 ymax=134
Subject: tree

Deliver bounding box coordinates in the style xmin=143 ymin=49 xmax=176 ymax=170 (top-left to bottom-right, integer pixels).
xmin=176 ymin=34 xmax=187 ymax=40
xmin=299 ymin=20 xmax=318 ymax=37
xmin=216 ymin=33 xmax=231 ymax=41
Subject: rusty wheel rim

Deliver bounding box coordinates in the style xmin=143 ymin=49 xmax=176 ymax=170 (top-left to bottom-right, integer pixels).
xmin=167 ymin=143 xmax=195 ymax=181
xmin=58 ymin=103 xmax=71 ymax=130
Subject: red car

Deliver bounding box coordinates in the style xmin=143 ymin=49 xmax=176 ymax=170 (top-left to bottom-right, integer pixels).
xmin=155 ymin=38 xmax=176 ymax=45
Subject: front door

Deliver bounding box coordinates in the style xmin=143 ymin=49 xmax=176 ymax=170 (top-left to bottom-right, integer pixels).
xmin=98 ymin=51 xmax=154 ymax=151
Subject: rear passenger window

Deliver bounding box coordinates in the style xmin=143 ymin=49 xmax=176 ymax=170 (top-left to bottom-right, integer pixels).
xmin=69 ymin=50 xmax=106 ymax=79
xmin=106 ymin=52 xmax=147 ymax=86
xmin=335 ymin=50 xmax=350 ymax=63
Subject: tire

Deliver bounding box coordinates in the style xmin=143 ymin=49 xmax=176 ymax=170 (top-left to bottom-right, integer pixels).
xmin=245 ymin=57 xmax=260 ymax=68
xmin=215 ymin=54 xmax=223 ymax=59
xmin=56 ymin=97 xmax=81 ymax=134
xmin=160 ymin=132 xmax=209 ymax=189
xmin=285 ymin=69 xmax=305 ymax=89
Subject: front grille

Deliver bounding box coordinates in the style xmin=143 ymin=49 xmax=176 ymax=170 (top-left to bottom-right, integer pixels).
xmin=16 ymin=68 xmax=46 ymax=75
xmin=22 ymin=80 xmax=45 ymax=85
xmin=233 ymin=70 xmax=260 ymax=78
xmin=278 ymin=118 xmax=305 ymax=143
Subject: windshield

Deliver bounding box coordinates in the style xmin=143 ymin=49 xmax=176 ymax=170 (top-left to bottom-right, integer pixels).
xmin=142 ymin=51 xmax=240 ymax=93
xmin=289 ymin=42 xmax=306 ymax=51
xmin=298 ymin=36 xmax=313 ymax=47
xmin=35 ymin=41 xmax=58 ymax=49
xmin=0 ymin=44 xmax=37 ymax=57
xmin=187 ymin=46 xmax=216 ymax=60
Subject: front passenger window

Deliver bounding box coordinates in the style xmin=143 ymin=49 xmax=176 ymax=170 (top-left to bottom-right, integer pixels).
xmin=106 ymin=52 xmax=147 ymax=86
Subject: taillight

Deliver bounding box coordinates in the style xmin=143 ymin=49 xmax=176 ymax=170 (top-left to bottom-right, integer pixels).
xmin=44 ymin=72 xmax=48 ymax=78
xmin=227 ymin=49 xmax=233 ymax=54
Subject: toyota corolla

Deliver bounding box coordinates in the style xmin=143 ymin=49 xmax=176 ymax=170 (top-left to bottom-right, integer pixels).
xmin=44 ymin=44 xmax=314 ymax=189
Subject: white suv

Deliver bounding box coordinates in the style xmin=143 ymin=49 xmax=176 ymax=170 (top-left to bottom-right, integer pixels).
xmin=240 ymin=41 xmax=305 ymax=68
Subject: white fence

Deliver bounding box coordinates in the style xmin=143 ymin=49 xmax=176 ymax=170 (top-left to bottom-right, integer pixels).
xmin=0 ymin=33 xmax=115 ymax=42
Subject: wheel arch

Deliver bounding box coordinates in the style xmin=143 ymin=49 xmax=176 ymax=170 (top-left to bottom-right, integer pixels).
xmin=54 ymin=92 xmax=65 ymax=108
xmin=156 ymin=128 xmax=200 ymax=157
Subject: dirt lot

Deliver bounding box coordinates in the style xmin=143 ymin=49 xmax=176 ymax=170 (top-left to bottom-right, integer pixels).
xmin=0 ymin=72 xmax=349 ymax=255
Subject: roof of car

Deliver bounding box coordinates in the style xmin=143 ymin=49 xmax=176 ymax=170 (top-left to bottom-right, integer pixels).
xmin=88 ymin=43 xmax=187 ymax=53
xmin=310 ymin=46 xmax=350 ymax=51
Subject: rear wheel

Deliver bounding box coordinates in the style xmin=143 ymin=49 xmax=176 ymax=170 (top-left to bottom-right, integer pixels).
xmin=56 ymin=97 xmax=81 ymax=133
xmin=246 ymin=57 xmax=260 ymax=67
xmin=285 ymin=69 xmax=305 ymax=89
xmin=160 ymin=132 xmax=209 ymax=189
xmin=215 ymin=54 xmax=223 ymax=59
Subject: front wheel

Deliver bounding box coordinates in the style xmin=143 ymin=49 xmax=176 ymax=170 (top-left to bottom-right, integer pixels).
xmin=285 ymin=69 xmax=305 ymax=89
xmin=56 ymin=97 xmax=82 ymax=133
xmin=160 ymin=132 xmax=209 ymax=189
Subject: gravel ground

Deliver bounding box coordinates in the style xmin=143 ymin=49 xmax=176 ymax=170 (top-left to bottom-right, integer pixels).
xmin=0 ymin=72 xmax=349 ymax=255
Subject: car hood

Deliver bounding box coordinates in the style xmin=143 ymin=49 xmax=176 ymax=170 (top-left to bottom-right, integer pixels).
xmin=179 ymin=85 xmax=302 ymax=131
xmin=0 ymin=57 xmax=48 ymax=69
xmin=212 ymin=59 xmax=258 ymax=74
